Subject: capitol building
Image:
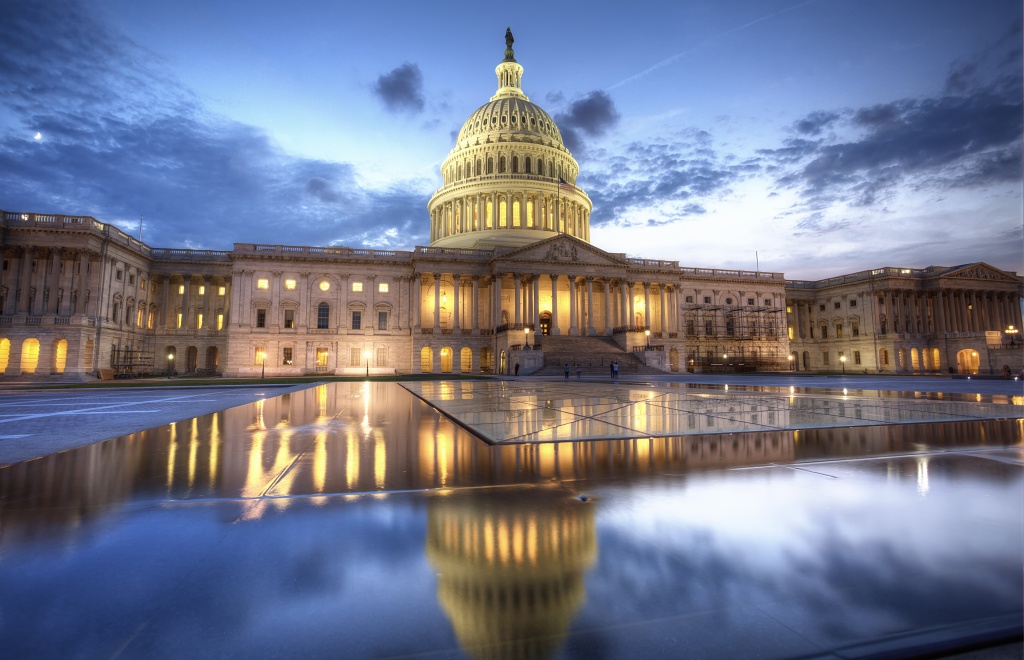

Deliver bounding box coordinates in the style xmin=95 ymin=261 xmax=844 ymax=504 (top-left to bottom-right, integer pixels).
xmin=1 ymin=34 xmax=1021 ymax=380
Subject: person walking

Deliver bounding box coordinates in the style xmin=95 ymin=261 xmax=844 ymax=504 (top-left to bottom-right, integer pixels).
xmin=612 ymin=361 xmax=619 ymax=382
xmin=564 ymin=363 xmax=570 ymax=380
xmin=576 ymin=363 xmax=582 ymax=379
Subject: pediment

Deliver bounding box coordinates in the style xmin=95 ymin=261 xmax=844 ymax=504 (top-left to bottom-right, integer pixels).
xmin=941 ymin=262 xmax=1021 ymax=283
xmin=494 ymin=235 xmax=627 ymax=268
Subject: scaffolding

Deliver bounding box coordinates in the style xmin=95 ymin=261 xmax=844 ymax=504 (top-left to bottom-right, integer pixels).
xmin=110 ymin=336 xmax=155 ymax=378
xmin=680 ymin=303 xmax=789 ymax=372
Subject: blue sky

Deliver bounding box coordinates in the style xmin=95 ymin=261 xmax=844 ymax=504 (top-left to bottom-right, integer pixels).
xmin=1 ymin=0 xmax=1020 ymax=278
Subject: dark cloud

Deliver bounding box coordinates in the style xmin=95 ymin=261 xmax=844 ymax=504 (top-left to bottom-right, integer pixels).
xmin=582 ymin=129 xmax=754 ymax=228
xmin=0 ymin=0 xmax=430 ymax=251
xmin=372 ymin=63 xmax=425 ymax=114
xmin=794 ymin=111 xmax=839 ymax=136
xmin=554 ymin=90 xmax=621 ymax=153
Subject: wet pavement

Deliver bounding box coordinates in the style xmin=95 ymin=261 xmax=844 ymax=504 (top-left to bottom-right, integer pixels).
xmin=0 ymin=380 xmax=1021 ymax=658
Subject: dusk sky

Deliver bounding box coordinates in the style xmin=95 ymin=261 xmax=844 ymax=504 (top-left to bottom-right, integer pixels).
xmin=2 ymin=0 xmax=1021 ymax=279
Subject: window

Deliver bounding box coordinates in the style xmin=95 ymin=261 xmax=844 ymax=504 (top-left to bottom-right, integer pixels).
xmin=285 ymin=279 xmax=296 ymax=290
xmin=254 ymin=346 xmax=266 ymax=365
xmin=822 ymin=352 xmax=829 ymax=365
xmin=282 ymin=347 xmax=293 ymax=365
xmin=788 ymin=326 xmax=794 ymax=339
xmin=726 ymin=319 xmax=735 ymax=336
xmin=317 ymin=303 xmax=330 ymax=329
xmin=176 ymin=311 xmax=182 ymax=328
xmin=128 ymin=274 xmax=135 ymax=285
xmin=178 ymin=284 xmax=185 ymax=295
xmin=197 ymin=313 xmax=203 ymax=329
xmin=878 ymin=297 xmax=885 ymax=306
xmin=819 ymin=304 xmax=826 ymax=311
xmin=319 ymin=281 xmax=330 ymax=292
xmin=686 ymin=319 xmax=695 ymax=336
xmin=835 ymin=324 xmax=843 ymax=338
xmin=352 ymin=282 xmax=363 ymax=292
xmin=350 ymin=347 xmax=361 ymax=366
xmin=316 ymin=348 xmax=329 ymax=367
xmin=140 ymin=278 xmax=145 ymax=290
xmin=257 ymin=278 xmax=269 ymax=289
xmin=284 ymin=309 xmax=294 ymax=329
xmin=854 ymin=351 xmax=862 ymax=365
xmin=217 ymin=313 xmax=223 ymax=330
xmin=787 ymin=305 xmax=793 ymax=313
xmin=764 ymin=299 xmax=772 ymax=306
xmin=685 ymin=296 xmax=694 ymax=303
xmin=218 ymin=286 xmax=226 ymax=296
xmin=705 ymin=320 xmax=713 ymax=336
xmin=747 ymin=298 xmax=754 ymax=305
xmin=725 ymin=298 xmax=733 ymax=305
xmin=852 ymin=322 xmax=859 ymax=337
xmin=115 ymin=269 xmax=123 ymax=282
xmin=376 ymin=347 xmax=387 ymax=367
xmin=378 ymin=282 xmax=388 ymax=293
xmin=378 ymin=311 xmax=388 ymax=330
xmin=834 ymin=302 xmax=841 ymax=310
xmin=352 ymin=311 xmax=362 ymax=330
xmin=850 ymin=299 xmax=857 ymax=308
xmin=112 ymin=301 xmax=121 ymax=321
xmin=198 ymin=286 xmax=205 ymax=295
xmin=256 ymin=309 xmax=266 ymax=328
xmin=820 ymin=325 xmax=827 ymax=338
xmin=704 ymin=296 xmax=711 ymax=304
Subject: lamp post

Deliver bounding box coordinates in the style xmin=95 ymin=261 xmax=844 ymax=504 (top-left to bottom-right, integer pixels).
xmin=1007 ymin=325 xmax=1019 ymax=347
xmin=365 ymin=349 xmax=372 ymax=378
xmin=840 ymin=355 xmax=846 ymax=374
xmin=788 ymin=354 xmax=794 ymax=371
xmin=645 ymin=329 xmax=650 ymax=349
xmin=524 ymin=327 xmax=530 ymax=349
xmin=167 ymin=353 xmax=174 ymax=379
xmin=259 ymin=350 xmax=266 ymax=379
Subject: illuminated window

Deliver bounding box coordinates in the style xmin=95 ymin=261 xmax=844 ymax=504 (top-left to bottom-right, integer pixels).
xmin=316 ymin=348 xmax=328 ymax=367
xmin=254 ymin=346 xmax=266 ymax=365
xmin=788 ymin=326 xmax=794 ymax=340
xmin=178 ymin=285 xmax=185 ymax=295
xmin=319 ymin=281 xmax=330 ymax=292
xmin=198 ymin=286 xmax=205 ymax=295
xmin=140 ymin=278 xmax=145 ymax=290
xmin=176 ymin=312 xmax=182 ymax=328
xmin=257 ymin=279 xmax=269 ymax=289
xmin=350 ymin=347 xmax=361 ymax=366
xmin=218 ymin=286 xmax=226 ymax=296
xmin=282 ymin=347 xmax=293 ymax=365
xmin=352 ymin=281 xmax=363 ymax=292
xmin=217 ymin=313 xmax=223 ymax=330
xmin=285 ymin=279 xmax=297 ymax=290
xmin=378 ymin=282 xmax=388 ymax=293
xmin=197 ymin=313 xmax=203 ymax=329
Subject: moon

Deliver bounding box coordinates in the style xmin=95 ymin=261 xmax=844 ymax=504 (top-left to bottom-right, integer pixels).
xmin=34 ymin=132 xmax=42 ymax=140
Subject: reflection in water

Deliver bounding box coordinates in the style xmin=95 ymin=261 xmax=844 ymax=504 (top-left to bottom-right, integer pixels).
xmin=427 ymin=487 xmax=596 ymax=659
xmin=0 ymin=382 xmax=1020 ymax=546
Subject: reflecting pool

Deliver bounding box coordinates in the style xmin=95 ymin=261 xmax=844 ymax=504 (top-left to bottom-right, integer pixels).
xmin=0 ymin=381 xmax=1020 ymax=658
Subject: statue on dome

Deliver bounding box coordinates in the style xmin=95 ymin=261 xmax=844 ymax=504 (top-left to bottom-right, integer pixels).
xmin=504 ymin=27 xmax=516 ymax=61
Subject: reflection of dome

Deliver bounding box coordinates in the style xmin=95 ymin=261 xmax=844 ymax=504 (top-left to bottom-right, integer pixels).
xmin=428 ymin=30 xmax=592 ymax=250
xmin=426 ymin=487 xmax=597 ymax=659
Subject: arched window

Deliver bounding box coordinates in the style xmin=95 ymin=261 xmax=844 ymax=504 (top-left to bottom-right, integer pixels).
xmin=525 ymin=156 xmax=532 ymax=173
xmin=499 ymin=156 xmax=506 ymax=173
xmin=475 ymin=160 xmax=482 ymax=176
xmin=317 ymin=302 xmax=330 ymax=329
xmin=512 ymin=156 xmax=519 ymax=173
xmin=487 ymin=157 xmax=494 ymax=174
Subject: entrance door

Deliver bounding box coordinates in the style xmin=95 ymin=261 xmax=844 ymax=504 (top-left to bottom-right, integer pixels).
xmin=540 ymin=312 xmax=551 ymax=335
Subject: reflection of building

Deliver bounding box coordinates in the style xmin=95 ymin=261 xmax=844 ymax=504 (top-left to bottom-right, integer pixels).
xmin=0 ymin=35 xmax=1020 ymax=379
xmin=426 ymin=488 xmax=596 ymax=659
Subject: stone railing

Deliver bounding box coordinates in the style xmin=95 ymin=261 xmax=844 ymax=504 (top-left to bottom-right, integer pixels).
xmin=151 ymin=248 xmax=230 ymax=262
xmin=235 ymin=244 xmax=411 ymax=261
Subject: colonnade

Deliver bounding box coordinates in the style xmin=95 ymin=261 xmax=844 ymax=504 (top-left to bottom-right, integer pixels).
xmin=414 ymin=272 xmax=679 ymax=336
xmin=1 ymin=247 xmax=102 ymax=318
xmin=429 ymin=192 xmax=590 ymax=243
xmin=874 ymin=288 xmax=1021 ymax=335
xmin=159 ymin=274 xmax=231 ymax=331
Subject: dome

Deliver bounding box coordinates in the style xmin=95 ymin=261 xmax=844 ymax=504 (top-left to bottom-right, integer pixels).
xmin=427 ymin=30 xmax=592 ymax=250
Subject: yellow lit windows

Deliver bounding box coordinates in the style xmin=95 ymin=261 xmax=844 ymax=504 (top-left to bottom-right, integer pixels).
xmin=352 ymin=282 xmax=363 ymax=292
xmin=499 ymin=200 xmax=507 ymax=227
xmin=788 ymin=326 xmax=794 ymax=340
xmin=217 ymin=313 xmax=224 ymax=330
xmin=316 ymin=348 xmax=329 ymax=367
xmin=486 ymin=200 xmax=493 ymax=228
xmin=282 ymin=347 xmax=293 ymax=365
xmin=176 ymin=312 xmax=183 ymax=329
xmin=198 ymin=286 xmax=205 ymax=295
xmin=257 ymin=278 xmax=269 ymax=289
xmin=254 ymin=346 xmax=266 ymax=365
xmin=178 ymin=285 xmax=185 ymax=295
xmin=512 ymin=200 xmax=521 ymax=227
xmin=378 ymin=282 xmax=388 ymax=293
xmin=218 ymin=286 xmax=226 ymax=296
xmin=526 ymin=200 xmax=534 ymax=227
xmin=319 ymin=281 xmax=330 ymax=292
xmin=197 ymin=313 xmax=204 ymax=329
xmin=285 ymin=279 xmax=297 ymax=290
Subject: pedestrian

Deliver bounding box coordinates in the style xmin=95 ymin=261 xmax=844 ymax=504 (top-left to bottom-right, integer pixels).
xmin=612 ymin=361 xmax=619 ymax=382
xmin=576 ymin=363 xmax=581 ymax=379
xmin=564 ymin=363 xmax=570 ymax=380
xmin=609 ymin=362 xmax=614 ymax=380
xmin=514 ymin=362 xmax=520 ymax=376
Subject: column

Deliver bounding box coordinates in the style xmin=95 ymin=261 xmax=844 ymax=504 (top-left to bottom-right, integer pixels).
xmin=513 ymin=273 xmax=521 ymax=327
xmin=270 ymin=272 xmax=281 ymax=328
xmin=568 ymin=275 xmax=577 ymax=336
xmin=16 ymin=248 xmax=33 ymax=314
xmin=223 ymin=277 xmax=232 ymax=328
xmin=412 ymin=275 xmax=422 ymax=329
xmin=627 ymin=282 xmax=635 ymax=328
xmin=204 ymin=277 xmax=216 ymax=331
xmin=643 ymin=282 xmax=651 ymax=329
xmin=603 ymin=278 xmax=612 ymax=335
xmin=659 ymin=285 xmax=666 ymax=334
xmin=934 ymin=292 xmax=946 ymax=335
xmin=180 ymin=276 xmax=192 ymax=329
xmin=586 ymin=277 xmax=596 ymax=336
xmin=453 ymin=274 xmax=461 ymax=330
xmin=472 ymin=276 xmax=480 ymax=331
xmin=433 ymin=273 xmax=441 ymax=330
xmin=532 ymin=275 xmax=540 ymax=330
xmin=550 ymin=274 xmax=560 ymax=335
xmin=494 ymin=274 xmax=503 ymax=327
xmin=46 ymin=249 xmax=61 ymax=315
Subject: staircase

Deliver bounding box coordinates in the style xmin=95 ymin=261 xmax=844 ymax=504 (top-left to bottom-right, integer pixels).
xmin=530 ymin=334 xmax=664 ymax=376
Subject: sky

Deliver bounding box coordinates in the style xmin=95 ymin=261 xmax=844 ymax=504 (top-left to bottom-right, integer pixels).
xmin=1 ymin=0 xmax=1020 ymax=279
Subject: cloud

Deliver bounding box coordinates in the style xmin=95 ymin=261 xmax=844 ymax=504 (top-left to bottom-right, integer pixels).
xmin=793 ymin=111 xmax=839 ymax=136
xmin=372 ymin=63 xmax=425 ymax=114
xmin=554 ymin=90 xmax=621 ymax=153
xmin=0 ymin=0 xmax=431 ymax=251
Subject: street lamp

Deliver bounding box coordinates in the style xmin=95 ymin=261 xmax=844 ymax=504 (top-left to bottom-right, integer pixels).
xmin=645 ymin=329 xmax=651 ymax=349
xmin=259 ymin=350 xmax=266 ymax=379
xmin=167 ymin=352 xmax=174 ymax=379
xmin=524 ymin=326 xmax=530 ymax=349
xmin=1007 ymin=325 xmax=1019 ymax=347
xmin=365 ymin=349 xmax=372 ymax=377
xmin=840 ymin=355 xmax=846 ymax=374
xmin=787 ymin=354 xmax=794 ymax=371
